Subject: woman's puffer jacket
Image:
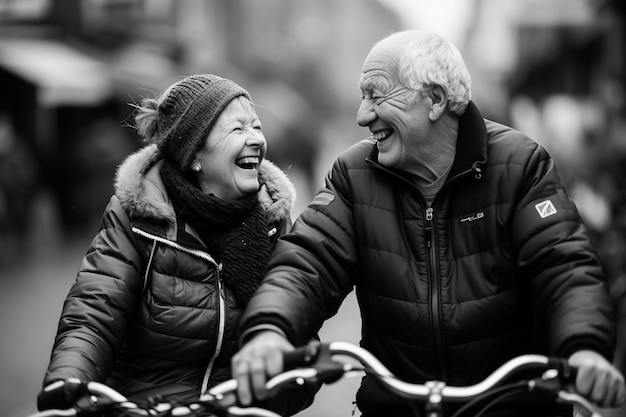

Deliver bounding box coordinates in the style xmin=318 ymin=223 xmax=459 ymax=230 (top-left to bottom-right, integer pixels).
xmin=239 ymin=102 xmax=615 ymax=414
xmin=41 ymin=144 xmax=308 ymax=411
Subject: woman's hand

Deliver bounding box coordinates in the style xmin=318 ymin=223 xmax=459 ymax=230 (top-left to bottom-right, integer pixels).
xmin=37 ymin=378 xmax=87 ymax=411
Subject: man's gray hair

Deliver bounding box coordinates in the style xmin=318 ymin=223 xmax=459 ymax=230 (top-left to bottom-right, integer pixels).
xmin=394 ymin=30 xmax=472 ymax=116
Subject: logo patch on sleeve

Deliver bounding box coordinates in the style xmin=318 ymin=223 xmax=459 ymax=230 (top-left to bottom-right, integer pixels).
xmin=535 ymin=200 xmax=557 ymax=219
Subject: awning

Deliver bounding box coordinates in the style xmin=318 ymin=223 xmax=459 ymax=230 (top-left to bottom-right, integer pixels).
xmin=0 ymin=38 xmax=112 ymax=106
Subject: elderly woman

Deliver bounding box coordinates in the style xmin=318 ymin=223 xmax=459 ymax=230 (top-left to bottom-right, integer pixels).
xmin=37 ymin=74 xmax=313 ymax=415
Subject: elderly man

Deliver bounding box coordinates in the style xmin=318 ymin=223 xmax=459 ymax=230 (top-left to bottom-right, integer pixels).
xmin=232 ymin=30 xmax=625 ymax=416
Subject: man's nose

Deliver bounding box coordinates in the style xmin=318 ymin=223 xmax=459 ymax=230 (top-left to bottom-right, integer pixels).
xmin=356 ymin=99 xmax=375 ymax=127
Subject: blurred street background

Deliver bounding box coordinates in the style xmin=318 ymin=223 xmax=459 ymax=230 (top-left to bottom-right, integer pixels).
xmin=0 ymin=0 xmax=625 ymax=416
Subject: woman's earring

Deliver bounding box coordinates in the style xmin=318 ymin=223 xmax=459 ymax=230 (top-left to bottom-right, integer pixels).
xmin=192 ymin=163 xmax=202 ymax=172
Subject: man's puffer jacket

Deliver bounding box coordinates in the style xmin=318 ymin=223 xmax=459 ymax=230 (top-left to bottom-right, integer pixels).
xmin=240 ymin=102 xmax=615 ymax=414
xmin=42 ymin=144 xmax=315 ymax=415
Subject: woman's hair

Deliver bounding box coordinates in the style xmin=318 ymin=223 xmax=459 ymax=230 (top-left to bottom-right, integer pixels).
xmin=218 ymin=95 xmax=257 ymax=120
xmin=396 ymin=30 xmax=472 ymax=116
xmin=133 ymin=95 xmax=160 ymax=144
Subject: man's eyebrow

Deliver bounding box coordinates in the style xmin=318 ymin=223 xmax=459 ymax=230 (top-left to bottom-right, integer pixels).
xmin=358 ymin=76 xmax=369 ymax=90
xmin=359 ymin=77 xmax=382 ymax=92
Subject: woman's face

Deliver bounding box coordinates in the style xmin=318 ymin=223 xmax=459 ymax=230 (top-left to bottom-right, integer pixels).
xmin=195 ymin=97 xmax=267 ymax=200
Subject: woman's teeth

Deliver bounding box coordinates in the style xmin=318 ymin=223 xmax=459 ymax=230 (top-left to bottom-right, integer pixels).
xmin=235 ymin=156 xmax=259 ymax=169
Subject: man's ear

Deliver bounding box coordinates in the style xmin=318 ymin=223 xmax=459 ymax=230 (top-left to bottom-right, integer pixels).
xmin=428 ymin=85 xmax=448 ymax=121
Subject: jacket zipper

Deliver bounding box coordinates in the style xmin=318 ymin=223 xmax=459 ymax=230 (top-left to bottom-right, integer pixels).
xmin=424 ymin=206 xmax=447 ymax=381
xmin=131 ymin=227 xmax=226 ymax=394
xmin=422 ymin=166 xmax=481 ymax=381
xmin=201 ymin=264 xmax=225 ymax=394
xmin=132 ymin=227 xmax=219 ymax=263
xmin=366 ymin=158 xmax=482 ymax=382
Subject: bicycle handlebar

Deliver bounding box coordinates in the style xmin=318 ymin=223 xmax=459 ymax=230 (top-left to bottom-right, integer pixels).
xmin=28 ymin=341 xmax=603 ymax=417
xmin=286 ymin=341 xmax=568 ymax=400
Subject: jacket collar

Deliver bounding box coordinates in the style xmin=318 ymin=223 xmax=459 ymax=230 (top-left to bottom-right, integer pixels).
xmin=449 ymin=100 xmax=488 ymax=179
xmin=114 ymin=144 xmax=296 ymax=227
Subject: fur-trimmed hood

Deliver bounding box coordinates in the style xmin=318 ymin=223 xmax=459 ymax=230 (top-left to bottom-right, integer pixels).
xmin=114 ymin=144 xmax=296 ymax=226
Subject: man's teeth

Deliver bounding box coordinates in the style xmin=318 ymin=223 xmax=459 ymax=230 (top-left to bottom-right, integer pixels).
xmin=373 ymin=131 xmax=391 ymax=141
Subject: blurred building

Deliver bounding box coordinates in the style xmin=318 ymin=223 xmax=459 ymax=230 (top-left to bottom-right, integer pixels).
xmin=0 ymin=0 xmax=398 ymax=242
xmin=471 ymin=0 xmax=626 ymax=398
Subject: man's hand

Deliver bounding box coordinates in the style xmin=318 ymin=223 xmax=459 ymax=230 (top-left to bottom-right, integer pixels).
xmin=232 ymin=330 xmax=294 ymax=406
xmin=568 ymin=350 xmax=626 ymax=408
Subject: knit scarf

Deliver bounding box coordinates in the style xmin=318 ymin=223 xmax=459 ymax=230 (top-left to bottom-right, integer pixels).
xmin=161 ymin=159 xmax=272 ymax=306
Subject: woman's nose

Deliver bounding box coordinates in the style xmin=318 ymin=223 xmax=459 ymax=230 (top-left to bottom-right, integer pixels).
xmin=356 ymin=99 xmax=375 ymax=127
xmin=246 ymin=130 xmax=266 ymax=148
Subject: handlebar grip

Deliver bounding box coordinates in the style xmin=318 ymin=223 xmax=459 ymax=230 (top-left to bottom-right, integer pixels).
xmin=283 ymin=342 xmax=322 ymax=370
xmin=37 ymin=378 xmax=87 ymax=411
xmin=546 ymin=357 xmax=578 ymax=382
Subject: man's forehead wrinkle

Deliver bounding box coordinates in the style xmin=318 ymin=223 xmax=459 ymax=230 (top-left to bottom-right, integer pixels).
xmin=361 ymin=48 xmax=400 ymax=85
xmin=360 ymin=66 xmax=396 ymax=92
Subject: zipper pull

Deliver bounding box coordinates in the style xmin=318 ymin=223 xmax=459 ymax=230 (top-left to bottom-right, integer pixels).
xmin=425 ymin=207 xmax=433 ymax=248
xmin=426 ymin=207 xmax=433 ymax=221
xmin=218 ymin=278 xmax=226 ymax=299
xmin=217 ymin=263 xmax=226 ymax=299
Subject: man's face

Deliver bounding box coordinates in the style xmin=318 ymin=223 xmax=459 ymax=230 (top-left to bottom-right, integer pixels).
xmin=357 ymin=43 xmax=431 ymax=171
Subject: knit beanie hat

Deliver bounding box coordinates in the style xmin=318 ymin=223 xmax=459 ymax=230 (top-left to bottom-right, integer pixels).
xmin=156 ymin=74 xmax=251 ymax=170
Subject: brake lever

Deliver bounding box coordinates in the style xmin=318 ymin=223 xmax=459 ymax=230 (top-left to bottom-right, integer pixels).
xmin=529 ymin=365 xmax=602 ymax=417
xmin=309 ymin=343 xmax=346 ymax=384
